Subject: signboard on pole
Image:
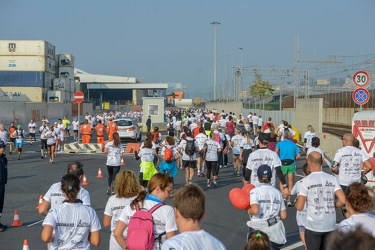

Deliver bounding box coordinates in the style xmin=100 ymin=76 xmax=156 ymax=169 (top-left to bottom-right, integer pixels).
xmin=352 ymin=87 xmax=370 ymax=105
xmin=74 ymin=91 xmax=84 ymax=103
xmin=353 ymin=70 xmax=370 ymax=87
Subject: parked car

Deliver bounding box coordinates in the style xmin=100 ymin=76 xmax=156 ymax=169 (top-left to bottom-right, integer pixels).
xmin=114 ymin=117 xmax=142 ymax=142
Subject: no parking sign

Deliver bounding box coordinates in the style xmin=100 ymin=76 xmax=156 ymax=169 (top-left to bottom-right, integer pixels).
xmin=352 ymin=88 xmax=370 ymax=105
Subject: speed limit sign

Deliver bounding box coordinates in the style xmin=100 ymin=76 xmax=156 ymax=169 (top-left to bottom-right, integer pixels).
xmin=353 ymin=70 xmax=370 ymax=87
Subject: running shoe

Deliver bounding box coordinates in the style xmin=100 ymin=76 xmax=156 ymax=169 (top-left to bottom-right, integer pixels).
xmin=207 ymin=182 xmax=211 ymax=187
xmin=213 ymin=178 xmax=217 ymax=187
xmin=0 ymin=223 xmax=7 ymax=232
xmin=236 ymin=172 xmax=241 ymax=177
xmin=224 ymin=165 xmax=228 ymax=168
xmin=219 ymin=165 xmax=223 ymax=169
xmin=18 ymin=156 xmax=20 ymax=160
xmin=51 ymin=160 xmax=54 ymax=163
xmin=41 ymin=155 xmax=44 ymax=159
xmin=197 ymin=173 xmax=201 ymax=177
xmin=188 ymin=178 xmax=192 ymax=184
xmin=106 ymin=187 xmax=111 ymax=195
xmin=200 ymin=171 xmax=205 ymax=176
xmin=30 ymin=142 xmax=32 ymax=145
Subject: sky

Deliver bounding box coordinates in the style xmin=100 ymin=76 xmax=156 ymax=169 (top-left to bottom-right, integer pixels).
xmin=1 ymin=0 xmax=375 ymax=100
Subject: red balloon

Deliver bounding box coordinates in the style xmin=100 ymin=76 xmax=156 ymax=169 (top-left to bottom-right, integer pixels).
xmin=242 ymin=184 xmax=255 ymax=195
xmin=229 ymin=188 xmax=250 ymax=210
xmin=370 ymin=158 xmax=375 ymax=171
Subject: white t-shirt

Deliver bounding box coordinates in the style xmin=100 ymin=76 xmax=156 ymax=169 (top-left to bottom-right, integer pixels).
xmin=249 ymin=184 xmax=286 ymax=221
xmin=161 ymin=229 xmax=226 ymax=250
xmin=298 ymin=171 xmax=341 ymax=232
xmin=178 ymin=138 xmax=198 ymax=161
xmin=258 ymin=117 xmax=263 ymax=126
xmin=45 ymin=130 xmax=57 ymax=145
xmin=28 ymin=122 xmax=37 ymax=133
xmin=252 ymin=116 xmax=259 ymax=125
xmin=39 ymin=125 xmax=49 ymax=139
xmin=175 ymin=121 xmax=182 ymax=131
xmin=240 ymin=137 xmax=254 ymax=150
xmin=57 ymin=124 xmax=65 ymax=140
xmin=195 ymin=133 xmax=208 ymax=151
xmin=339 ymin=213 xmax=375 ymax=237
xmin=231 ymin=134 xmax=245 ymax=155
xmin=43 ymin=202 xmax=101 ymax=250
xmin=333 ymin=146 xmax=369 ymax=186
xmin=246 ymin=148 xmax=282 ymax=187
xmin=204 ymin=140 xmax=221 ymax=162
xmin=218 ymin=119 xmax=227 ymax=128
xmin=105 ymin=141 xmax=124 ymax=166
xmin=138 ymin=147 xmax=155 ymax=162
xmin=117 ymin=199 xmax=178 ymax=249
xmin=72 ymin=120 xmax=79 ymax=130
xmin=12 ymin=129 xmax=25 ymax=143
xmin=43 ymin=182 xmax=91 ymax=207
xmin=291 ymin=180 xmax=307 ymax=227
xmin=104 ymin=195 xmax=137 ymax=250
xmin=304 ymin=131 xmax=316 ymax=148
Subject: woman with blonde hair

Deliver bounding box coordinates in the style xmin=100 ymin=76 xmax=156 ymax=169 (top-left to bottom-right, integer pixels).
xmin=105 ymin=132 xmax=124 ymax=195
xmin=303 ymin=125 xmax=316 ymax=153
xmin=114 ymin=173 xmax=177 ymax=249
xmin=103 ymin=170 xmax=140 ymax=250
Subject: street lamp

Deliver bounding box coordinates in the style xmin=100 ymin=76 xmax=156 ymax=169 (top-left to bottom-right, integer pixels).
xmin=211 ymin=21 xmax=220 ymax=100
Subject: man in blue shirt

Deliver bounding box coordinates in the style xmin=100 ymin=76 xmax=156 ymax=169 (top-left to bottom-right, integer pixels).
xmin=275 ymin=131 xmax=301 ymax=206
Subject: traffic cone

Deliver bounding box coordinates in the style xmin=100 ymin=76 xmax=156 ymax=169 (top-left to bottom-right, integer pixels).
xmin=10 ymin=210 xmax=23 ymax=227
xmin=36 ymin=194 xmax=43 ymax=209
xmin=96 ymin=168 xmax=104 ymax=178
xmin=121 ymin=158 xmax=125 ymax=166
xmin=22 ymin=239 xmax=29 ymax=250
xmin=81 ymin=174 xmax=89 ymax=186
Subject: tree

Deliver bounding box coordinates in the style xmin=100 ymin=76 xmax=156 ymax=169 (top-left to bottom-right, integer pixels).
xmin=249 ymin=74 xmax=274 ymax=110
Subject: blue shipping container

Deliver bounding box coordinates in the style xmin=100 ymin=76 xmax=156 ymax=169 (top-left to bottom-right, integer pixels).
xmin=0 ymin=71 xmax=45 ymax=87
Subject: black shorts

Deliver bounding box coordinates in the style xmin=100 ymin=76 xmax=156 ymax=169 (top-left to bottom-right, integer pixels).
xmin=182 ymin=160 xmax=197 ymax=169
xmin=73 ymin=130 xmax=78 ymax=133
xmin=249 ymin=122 xmax=253 ymax=127
xmin=29 ymin=132 xmax=36 ymax=138
xmin=10 ymin=138 xmax=15 ymax=142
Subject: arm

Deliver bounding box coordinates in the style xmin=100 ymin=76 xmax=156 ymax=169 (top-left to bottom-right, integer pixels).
xmin=166 ymin=231 xmax=176 ymax=239
xmin=295 ymin=195 xmax=306 ymax=211
xmin=247 ymin=203 xmax=259 ymax=215
xmin=363 ymin=159 xmax=372 ymax=175
xmin=41 ymin=225 xmax=54 ymax=243
xmin=38 ymin=200 xmax=51 ymax=216
xmin=335 ymin=189 xmax=346 ymax=208
xmin=113 ymin=220 xmax=128 ymax=250
xmin=88 ymin=230 xmax=101 ymax=247
xmin=295 ymin=153 xmax=301 ymax=160
xmin=243 ymin=168 xmax=252 ymax=184
xmin=103 ymin=215 xmax=112 ymax=227
xmin=134 ymin=151 xmax=141 ymax=160
xmin=274 ymin=147 xmax=280 ymax=155
xmin=279 ymin=209 xmax=287 ymax=220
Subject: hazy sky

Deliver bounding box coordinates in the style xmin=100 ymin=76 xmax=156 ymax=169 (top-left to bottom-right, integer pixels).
xmin=1 ymin=0 xmax=375 ymax=99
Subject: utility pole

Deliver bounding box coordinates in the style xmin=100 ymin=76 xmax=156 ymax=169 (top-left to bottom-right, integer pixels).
xmin=294 ymin=34 xmax=299 ymax=109
xmin=211 ymin=21 xmax=220 ymax=100
xmin=238 ymin=47 xmax=244 ymax=101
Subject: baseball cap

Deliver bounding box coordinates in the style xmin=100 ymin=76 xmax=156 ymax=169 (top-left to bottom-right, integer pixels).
xmin=0 ymin=140 xmax=6 ymax=147
xmin=17 ymin=125 xmax=21 ymax=128
xmin=54 ymin=122 xmax=58 ymax=125
xmin=257 ymin=164 xmax=272 ymax=181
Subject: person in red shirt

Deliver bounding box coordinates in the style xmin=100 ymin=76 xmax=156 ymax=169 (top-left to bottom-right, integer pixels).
xmin=80 ymin=120 xmax=92 ymax=144
xmin=263 ymin=117 xmax=274 ymax=131
xmin=95 ymin=120 xmax=106 ymax=151
xmin=106 ymin=118 xmax=118 ymax=142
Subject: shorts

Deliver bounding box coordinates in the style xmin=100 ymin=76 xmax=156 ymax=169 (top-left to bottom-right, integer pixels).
xmin=29 ymin=132 xmax=36 ymax=139
xmin=281 ymin=164 xmax=296 ymax=175
xmin=65 ymin=128 xmax=70 ymax=132
xmin=47 ymin=144 xmax=55 ymax=148
xmin=196 ymin=150 xmax=204 ymax=158
xmin=15 ymin=141 xmax=23 ymax=147
xmin=182 ymin=160 xmax=197 ymax=169
xmin=10 ymin=137 xmax=15 ymax=142
xmin=250 ymin=122 xmax=253 ymax=127
xmin=258 ymin=126 xmax=262 ymax=129
xmin=73 ymin=130 xmax=78 ymax=133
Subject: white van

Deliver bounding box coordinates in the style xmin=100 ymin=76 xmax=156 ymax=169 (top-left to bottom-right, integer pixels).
xmin=352 ymin=111 xmax=375 ymax=187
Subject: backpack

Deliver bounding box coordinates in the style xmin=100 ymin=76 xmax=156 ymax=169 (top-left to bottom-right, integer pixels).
xmin=168 ymin=123 xmax=174 ymax=133
xmin=16 ymin=130 xmax=24 ymax=138
xmin=163 ymin=147 xmax=173 ymax=163
xmin=152 ymin=132 xmax=160 ymax=143
xmin=126 ymin=203 xmax=164 ymax=250
xmin=184 ymin=139 xmax=196 ymax=157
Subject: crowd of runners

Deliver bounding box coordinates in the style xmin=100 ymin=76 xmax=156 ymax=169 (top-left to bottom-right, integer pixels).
xmin=0 ymin=108 xmax=375 ymax=249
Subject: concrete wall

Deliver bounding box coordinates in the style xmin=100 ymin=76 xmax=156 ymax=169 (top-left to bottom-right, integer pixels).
xmin=142 ymin=97 xmax=165 ymax=124
xmin=295 ymin=98 xmax=323 ymax=134
xmin=205 ymin=101 xmax=243 ymax=116
xmin=242 ymin=108 xmax=296 ymax=127
xmin=316 ymin=132 xmax=342 ymax=161
xmin=324 ymin=108 xmax=355 ymax=125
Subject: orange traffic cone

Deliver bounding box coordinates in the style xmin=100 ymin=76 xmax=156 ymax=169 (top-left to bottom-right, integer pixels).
xmin=22 ymin=239 xmax=29 ymax=250
xmin=121 ymin=158 xmax=125 ymax=166
xmin=96 ymin=168 xmax=104 ymax=178
xmin=10 ymin=210 xmax=23 ymax=227
xmin=81 ymin=174 xmax=89 ymax=186
xmin=36 ymin=194 xmax=43 ymax=209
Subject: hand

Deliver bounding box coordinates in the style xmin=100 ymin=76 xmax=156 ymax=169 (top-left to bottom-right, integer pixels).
xmin=282 ymin=188 xmax=290 ymax=198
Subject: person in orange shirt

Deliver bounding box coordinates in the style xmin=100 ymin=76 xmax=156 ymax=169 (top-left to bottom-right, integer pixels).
xmin=95 ymin=120 xmax=106 ymax=151
xmin=80 ymin=120 xmax=92 ymax=144
xmin=106 ymin=117 xmax=118 ymax=142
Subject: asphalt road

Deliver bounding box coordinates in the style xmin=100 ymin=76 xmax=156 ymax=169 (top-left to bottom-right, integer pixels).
xmin=0 ymin=135 xmax=343 ymax=250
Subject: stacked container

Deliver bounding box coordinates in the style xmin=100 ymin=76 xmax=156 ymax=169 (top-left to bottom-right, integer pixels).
xmin=50 ymin=54 xmax=75 ymax=102
xmin=0 ymin=40 xmax=56 ymax=102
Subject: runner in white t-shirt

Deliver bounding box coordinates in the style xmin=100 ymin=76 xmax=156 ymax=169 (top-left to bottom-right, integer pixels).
xmin=28 ymin=119 xmax=37 ymax=144
xmin=303 ymin=125 xmax=316 ymax=152
xmin=42 ymin=174 xmax=101 ymax=249
xmin=295 ymin=151 xmax=345 ymax=250
xmin=203 ymin=133 xmax=221 ymax=187
xmin=231 ymin=128 xmax=245 ymax=176
xmin=161 ymin=185 xmax=225 ymax=250
xmin=113 ymin=173 xmax=177 ymax=250
xmin=103 ymin=170 xmax=139 ymax=250
xmin=195 ymin=128 xmax=208 ymax=177
xmin=72 ymin=117 xmax=80 ymax=141
xmin=105 ymin=133 xmax=125 ymax=195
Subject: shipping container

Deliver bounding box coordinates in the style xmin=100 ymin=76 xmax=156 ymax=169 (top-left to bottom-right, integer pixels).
xmin=0 ymin=71 xmax=45 ymax=87
xmin=58 ymin=66 xmax=74 ymax=79
xmin=53 ymin=78 xmax=66 ymax=91
xmin=0 ymin=86 xmax=43 ymax=102
xmin=47 ymin=90 xmax=68 ymax=102
xmin=174 ymin=98 xmax=193 ymax=107
xmin=45 ymin=72 xmax=56 ymax=89
xmin=0 ymin=40 xmax=55 ymax=58
xmin=0 ymin=56 xmax=56 ymax=73
xmin=58 ymin=54 xmax=74 ymax=67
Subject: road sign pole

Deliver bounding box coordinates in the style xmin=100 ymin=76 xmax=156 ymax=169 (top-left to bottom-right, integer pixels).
xmin=360 ymin=104 xmax=363 ymax=112
xmin=78 ymin=103 xmax=80 ymax=142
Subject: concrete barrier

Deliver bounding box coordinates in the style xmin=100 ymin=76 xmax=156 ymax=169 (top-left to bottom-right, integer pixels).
xmin=64 ymin=142 xmax=103 ymax=153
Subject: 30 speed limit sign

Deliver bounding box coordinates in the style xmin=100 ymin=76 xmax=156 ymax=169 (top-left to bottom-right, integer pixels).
xmin=353 ymin=70 xmax=370 ymax=87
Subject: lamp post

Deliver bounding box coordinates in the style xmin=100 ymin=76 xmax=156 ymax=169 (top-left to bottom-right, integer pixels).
xmin=238 ymin=47 xmax=244 ymax=101
xmin=211 ymin=21 xmax=220 ymax=100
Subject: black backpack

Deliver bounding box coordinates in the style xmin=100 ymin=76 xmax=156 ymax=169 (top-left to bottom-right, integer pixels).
xmin=184 ymin=139 xmax=196 ymax=156
xmin=168 ymin=122 xmax=174 ymax=132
